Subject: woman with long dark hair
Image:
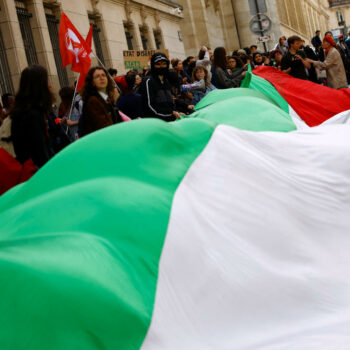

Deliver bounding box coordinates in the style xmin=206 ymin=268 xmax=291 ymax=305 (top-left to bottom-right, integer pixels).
xmin=81 ymin=66 xmax=122 ymax=136
xmin=11 ymin=65 xmax=55 ymax=168
xmin=211 ymin=47 xmax=245 ymax=89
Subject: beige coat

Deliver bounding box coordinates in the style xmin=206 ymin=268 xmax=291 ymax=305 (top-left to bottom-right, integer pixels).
xmin=0 ymin=117 xmax=15 ymax=157
xmin=313 ymin=47 xmax=348 ymax=89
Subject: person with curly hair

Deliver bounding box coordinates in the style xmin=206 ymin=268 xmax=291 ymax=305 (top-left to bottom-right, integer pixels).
xmin=80 ymin=66 xmax=122 ymax=136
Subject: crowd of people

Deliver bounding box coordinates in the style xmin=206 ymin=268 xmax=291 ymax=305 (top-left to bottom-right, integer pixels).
xmin=0 ymin=30 xmax=349 ymax=176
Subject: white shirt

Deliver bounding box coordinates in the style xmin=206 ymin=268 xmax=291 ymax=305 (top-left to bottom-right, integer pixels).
xmin=98 ymin=91 xmax=108 ymax=101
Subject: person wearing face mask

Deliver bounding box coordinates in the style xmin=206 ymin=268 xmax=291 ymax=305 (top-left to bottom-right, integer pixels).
xmin=140 ymin=52 xmax=182 ymax=121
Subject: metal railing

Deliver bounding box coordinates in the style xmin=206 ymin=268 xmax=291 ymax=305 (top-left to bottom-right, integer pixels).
xmin=0 ymin=28 xmax=14 ymax=94
xmin=92 ymin=24 xmax=105 ymax=66
xmin=329 ymin=0 xmax=350 ymax=7
xmin=16 ymin=7 xmax=38 ymax=66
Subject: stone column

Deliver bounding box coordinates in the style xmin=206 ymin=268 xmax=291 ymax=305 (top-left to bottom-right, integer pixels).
xmin=26 ymin=0 xmax=60 ymax=93
xmin=217 ymin=0 xmax=240 ymax=51
xmin=147 ymin=27 xmax=156 ymax=49
xmin=0 ymin=0 xmax=28 ymax=91
xmin=94 ymin=16 xmax=113 ymax=69
xmin=177 ymin=0 xmax=207 ymax=57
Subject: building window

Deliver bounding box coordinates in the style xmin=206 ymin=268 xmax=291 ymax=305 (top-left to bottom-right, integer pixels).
xmin=45 ymin=13 xmax=69 ymax=87
xmin=125 ymin=30 xmax=133 ymax=50
xmin=336 ymin=11 xmax=345 ymax=27
xmin=140 ymin=31 xmax=148 ymax=50
xmin=153 ymin=30 xmax=162 ymax=49
xmin=16 ymin=5 xmax=39 ymax=66
xmin=0 ymin=28 xmax=14 ymax=94
xmin=124 ymin=22 xmax=139 ymax=50
xmin=91 ymin=23 xmax=105 ymax=66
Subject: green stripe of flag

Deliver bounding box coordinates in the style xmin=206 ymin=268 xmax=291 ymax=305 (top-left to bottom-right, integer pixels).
xmin=241 ymin=65 xmax=290 ymax=113
xmin=0 ymin=119 xmax=214 ymax=350
xmin=191 ymin=80 xmax=296 ymax=132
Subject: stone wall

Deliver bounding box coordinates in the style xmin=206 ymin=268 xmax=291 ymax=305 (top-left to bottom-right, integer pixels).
xmin=177 ymin=0 xmax=240 ymax=57
xmin=0 ymin=0 xmax=186 ymax=94
xmin=178 ymin=0 xmax=330 ymax=55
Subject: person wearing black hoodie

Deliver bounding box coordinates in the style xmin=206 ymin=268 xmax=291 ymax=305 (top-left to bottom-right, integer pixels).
xmin=139 ymin=52 xmax=181 ymax=121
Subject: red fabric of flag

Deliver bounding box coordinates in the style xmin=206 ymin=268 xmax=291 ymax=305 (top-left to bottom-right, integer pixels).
xmin=254 ymin=66 xmax=350 ymax=126
xmin=86 ymin=24 xmax=93 ymax=52
xmin=0 ymin=148 xmax=37 ymax=196
xmin=59 ymin=12 xmax=92 ymax=79
xmin=76 ymin=24 xmax=93 ymax=91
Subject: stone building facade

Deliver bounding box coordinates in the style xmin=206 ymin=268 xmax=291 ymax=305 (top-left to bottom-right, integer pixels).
xmin=326 ymin=0 xmax=350 ymax=37
xmin=276 ymin=0 xmax=330 ymax=42
xmin=0 ymin=0 xmax=186 ymax=95
xmin=176 ymin=0 xmax=240 ymax=57
xmin=178 ymin=0 xmax=330 ymax=54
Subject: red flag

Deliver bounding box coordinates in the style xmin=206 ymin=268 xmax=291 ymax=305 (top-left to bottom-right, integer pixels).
xmin=86 ymin=24 xmax=93 ymax=51
xmin=59 ymin=12 xmax=91 ymax=77
xmin=76 ymin=24 xmax=93 ymax=90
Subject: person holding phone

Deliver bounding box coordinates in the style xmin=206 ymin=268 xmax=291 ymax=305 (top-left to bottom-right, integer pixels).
xmin=281 ymin=35 xmax=311 ymax=80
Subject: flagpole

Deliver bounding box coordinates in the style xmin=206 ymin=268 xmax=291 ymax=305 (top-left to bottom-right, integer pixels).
xmin=68 ymin=73 xmax=80 ymax=121
xmin=64 ymin=72 xmax=80 ymax=135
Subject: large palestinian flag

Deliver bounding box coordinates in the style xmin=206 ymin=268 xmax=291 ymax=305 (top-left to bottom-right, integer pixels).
xmin=1 ymin=72 xmax=350 ymax=349
xmin=193 ymin=65 xmax=350 ymax=130
xmin=243 ymin=65 xmax=350 ymax=127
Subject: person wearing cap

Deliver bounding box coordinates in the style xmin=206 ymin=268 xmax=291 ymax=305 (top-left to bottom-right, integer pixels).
xmin=139 ymin=52 xmax=181 ymax=121
xmin=237 ymin=49 xmax=247 ymax=57
xmin=307 ymin=36 xmax=348 ymax=89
